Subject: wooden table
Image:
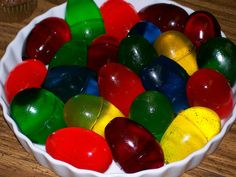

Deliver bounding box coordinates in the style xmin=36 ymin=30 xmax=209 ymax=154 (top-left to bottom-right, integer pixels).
xmin=0 ymin=0 xmax=235 ymax=176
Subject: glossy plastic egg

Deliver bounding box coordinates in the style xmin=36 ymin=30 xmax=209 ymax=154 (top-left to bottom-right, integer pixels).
xmin=140 ymin=55 xmax=189 ymax=113
xmin=43 ymin=66 xmax=98 ymax=103
xmin=129 ymin=91 xmax=175 ymax=141
xmin=65 ymin=0 xmax=105 ymax=44
xmin=118 ymin=35 xmax=157 ymax=74
xmin=49 ymin=39 xmax=87 ymax=69
xmin=160 ymin=107 xmax=221 ymax=163
xmin=46 ymin=127 xmax=112 ymax=172
xmin=87 ymin=34 xmax=119 ymax=73
xmin=98 ymin=63 xmax=145 ymax=116
xmin=4 ymin=59 xmax=47 ymax=103
xmin=128 ymin=21 xmax=161 ymax=44
xmin=64 ymin=94 xmax=124 ymax=136
xmin=25 ymin=17 xmax=71 ymax=64
xmin=10 ymin=88 xmax=66 ymax=144
xmin=100 ymin=0 xmax=140 ymax=41
xmin=184 ymin=11 xmax=221 ymax=50
xmin=138 ymin=3 xmax=189 ymax=32
xmin=186 ymin=68 xmax=234 ymax=119
xmin=197 ymin=37 xmax=236 ymax=86
xmin=105 ymin=117 xmax=164 ymax=173
xmin=154 ymin=30 xmax=198 ymax=75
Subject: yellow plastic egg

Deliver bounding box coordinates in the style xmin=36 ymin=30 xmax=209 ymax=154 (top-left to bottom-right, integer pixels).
xmin=154 ymin=30 xmax=198 ymax=75
xmin=160 ymin=106 xmax=221 ymax=163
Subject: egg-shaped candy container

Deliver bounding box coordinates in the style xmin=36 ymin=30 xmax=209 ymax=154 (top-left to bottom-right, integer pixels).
xmin=48 ymin=39 xmax=87 ymax=69
xmin=42 ymin=66 xmax=98 ymax=103
xmin=140 ymin=55 xmax=189 ymax=113
xmin=46 ymin=127 xmax=112 ymax=173
xmin=25 ymin=17 xmax=71 ymax=64
xmin=10 ymin=88 xmax=66 ymax=144
xmin=64 ymin=94 xmax=124 ymax=136
xmin=65 ymin=0 xmax=105 ymax=45
xmin=118 ymin=35 xmax=158 ymax=74
xmin=98 ymin=63 xmax=145 ymax=116
xmin=197 ymin=37 xmax=236 ymax=86
xmin=4 ymin=59 xmax=47 ymax=103
xmin=186 ymin=68 xmax=234 ymax=119
xmin=154 ymin=30 xmax=198 ymax=75
xmin=127 ymin=21 xmax=161 ymax=45
xmin=160 ymin=107 xmax=221 ymax=163
xmin=138 ymin=3 xmax=189 ymax=32
xmin=129 ymin=91 xmax=175 ymax=141
xmin=87 ymin=34 xmax=120 ymax=73
xmin=100 ymin=0 xmax=140 ymax=41
xmin=184 ymin=11 xmax=221 ymax=50
xmin=105 ymin=117 xmax=164 ymax=173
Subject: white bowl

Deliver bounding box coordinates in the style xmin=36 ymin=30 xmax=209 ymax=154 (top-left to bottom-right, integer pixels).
xmin=0 ymin=0 xmax=236 ymax=177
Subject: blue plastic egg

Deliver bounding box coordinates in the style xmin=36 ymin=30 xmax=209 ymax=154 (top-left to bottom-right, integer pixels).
xmin=140 ymin=55 xmax=189 ymax=113
xmin=43 ymin=66 xmax=99 ymax=102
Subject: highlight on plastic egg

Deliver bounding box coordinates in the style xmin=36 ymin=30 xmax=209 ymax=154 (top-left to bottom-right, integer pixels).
xmin=154 ymin=30 xmax=198 ymax=75
xmin=105 ymin=117 xmax=164 ymax=173
xmin=160 ymin=106 xmax=221 ymax=163
xmin=64 ymin=94 xmax=124 ymax=136
xmin=10 ymin=88 xmax=66 ymax=144
xmin=46 ymin=127 xmax=112 ymax=172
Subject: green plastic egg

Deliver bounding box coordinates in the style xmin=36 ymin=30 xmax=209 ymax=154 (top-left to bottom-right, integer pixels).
xmin=129 ymin=91 xmax=175 ymax=141
xmin=49 ymin=39 xmax=87 ymax=69
xmin=118 ymin=35 xmax=157 ymax=74
xmin=10 ymin=88 xmax=66 ymax=144
xmin=197 ymin=37 xmax=236 ymax=86
xmin=65 ymin=0 xmax=105 ymax=44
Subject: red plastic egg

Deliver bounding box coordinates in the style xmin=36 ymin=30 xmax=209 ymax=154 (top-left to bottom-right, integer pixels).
xmin=138 ymin=3 xmax=189 ymax=32
xmin=184 ymin=11 xmax=221 ymax=50
xmin=186 ymin=68 xmax=234 ymax=119
xmin=98 ymin=63 xmax=145 ymax=116
xmin=100 ymin=0 xmax=140 ymax=41
xmin=87 ymin=34 xmax=120 ymax=73
xmin=46 ymin=127 xmax=112 ymax=172
xmin=105 ymin=117 xmax=164 ymax=173
xmin=4 ymin=59 xmax=47 ymax=103
xmin=25 ymin=17 xmax=71 ymax=64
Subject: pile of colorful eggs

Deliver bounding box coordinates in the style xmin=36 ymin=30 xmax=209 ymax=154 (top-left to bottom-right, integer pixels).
xmin=4 ymin=0 xmax=236 ymax=174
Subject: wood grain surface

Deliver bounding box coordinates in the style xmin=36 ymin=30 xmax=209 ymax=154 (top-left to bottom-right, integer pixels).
xmin=0 ymin=0 xmax=235 ymax=177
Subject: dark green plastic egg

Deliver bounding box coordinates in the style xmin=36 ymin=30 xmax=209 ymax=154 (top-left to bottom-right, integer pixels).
xmin=197 ymin=37 xmax=236 ymax=86
xmin=129 ymin=91 xmax=175 ymax=141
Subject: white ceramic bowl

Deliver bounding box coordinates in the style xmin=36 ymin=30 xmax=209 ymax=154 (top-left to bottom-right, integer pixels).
xmin=0 ymin=0 xmax=236 ymax=177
